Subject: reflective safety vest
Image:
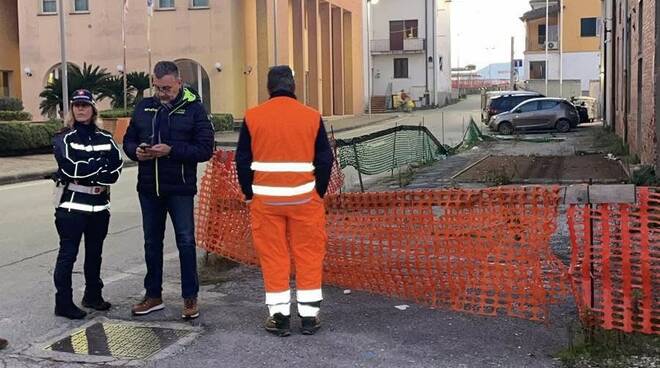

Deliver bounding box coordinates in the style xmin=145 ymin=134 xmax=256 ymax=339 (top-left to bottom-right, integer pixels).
xmin=245 ymin=96 xmax=321 ymax=204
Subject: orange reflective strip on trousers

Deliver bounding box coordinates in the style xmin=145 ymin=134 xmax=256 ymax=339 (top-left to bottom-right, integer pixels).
xmin=250 ymin=193 xmax=327 ymax=294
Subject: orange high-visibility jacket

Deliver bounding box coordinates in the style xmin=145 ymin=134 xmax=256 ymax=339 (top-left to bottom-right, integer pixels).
xmin=236 ymin=93 xmax=333 ymax=203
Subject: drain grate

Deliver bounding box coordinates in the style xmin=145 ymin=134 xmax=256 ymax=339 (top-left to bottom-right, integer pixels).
xmin=45 ymin=322 xmax=192 ymax=360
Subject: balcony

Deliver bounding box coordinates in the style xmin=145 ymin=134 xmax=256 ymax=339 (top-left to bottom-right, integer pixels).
xmin=370 ymin=38 xmax=426 ymax=54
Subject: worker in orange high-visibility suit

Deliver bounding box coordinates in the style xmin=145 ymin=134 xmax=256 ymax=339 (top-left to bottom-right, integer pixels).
xmin=236 ymin=65 xmax=333 ymax=337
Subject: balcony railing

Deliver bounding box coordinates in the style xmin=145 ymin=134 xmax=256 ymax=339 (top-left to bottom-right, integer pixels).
xmin=370 ymin=38 xmax=426 ymax=54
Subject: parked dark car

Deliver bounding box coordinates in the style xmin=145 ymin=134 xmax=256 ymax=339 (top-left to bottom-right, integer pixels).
xmin=488 ymin=98 xmax=580 ymax=135
xmin=482 ymin=91 xmax=544 ymax=123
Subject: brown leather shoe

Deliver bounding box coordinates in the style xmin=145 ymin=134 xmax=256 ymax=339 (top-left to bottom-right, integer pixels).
xmin=182 ymin=298 xmax=199 ymax=320
xmin=0 ymin=337 xmax=7 ymax=350
xmin=131 ymin=297 xmax=164 ymax=316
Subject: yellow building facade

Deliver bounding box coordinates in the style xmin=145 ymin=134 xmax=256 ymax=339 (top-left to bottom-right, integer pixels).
xmin=0 ymin=0 xmax=21 ymax=99
xmin=13 ymin=0 xmax=364 ymax=119
xmin=521 ymin=0 xmax=601 ymax=95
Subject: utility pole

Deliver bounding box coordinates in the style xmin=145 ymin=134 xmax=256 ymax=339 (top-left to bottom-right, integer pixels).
xmin=273 ymin=0 xmax=279 ymax=64
xmin=510 ymin=37 xmax=515 ymax=90
xmin=58 ymin=0 xmax=69 ymax=117
xmin=545 ymin=0 xmax=549 ymax=96
xmin=559 ymin=0 xmax=564 ymax=97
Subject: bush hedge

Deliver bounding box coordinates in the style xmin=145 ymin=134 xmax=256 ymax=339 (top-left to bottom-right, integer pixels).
xmin=0 ymin=121 xmax=62 ymax=156
xmin=0 ymin=111 xmax=31 ymax=121
xmin=211 ymin=113 xmax=235 ymax=132
xmin=0 ymin=97 xmax=24 ymax=111
xmin=100 ymin=108 xmax=134 ymax=119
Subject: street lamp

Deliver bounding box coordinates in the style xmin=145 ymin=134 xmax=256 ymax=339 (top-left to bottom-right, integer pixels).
xmin=367 ymin=0 xmax=379 ymax=115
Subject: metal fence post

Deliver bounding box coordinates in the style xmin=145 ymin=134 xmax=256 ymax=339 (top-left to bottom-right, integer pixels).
xmin=352 ymin=143 xmax=365 ymax=192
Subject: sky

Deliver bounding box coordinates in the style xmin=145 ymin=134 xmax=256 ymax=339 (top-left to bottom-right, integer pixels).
xmin=450 ymin=0 xmax=531 ymax=70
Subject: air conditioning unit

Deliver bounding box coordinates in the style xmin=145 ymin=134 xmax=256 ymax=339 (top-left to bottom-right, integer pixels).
xmin=545 ymin=41 xmax=559 ymax=50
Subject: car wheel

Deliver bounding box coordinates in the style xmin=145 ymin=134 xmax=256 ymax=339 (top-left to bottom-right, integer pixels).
xmin=498 ymin=122 xmax=514 ymax=135
xmin=556 ymin=119 xmax=571 ymax=133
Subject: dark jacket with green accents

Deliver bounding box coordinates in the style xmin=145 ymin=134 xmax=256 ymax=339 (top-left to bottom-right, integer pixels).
xmin=123 ymin=87 xmax=214 ymax=196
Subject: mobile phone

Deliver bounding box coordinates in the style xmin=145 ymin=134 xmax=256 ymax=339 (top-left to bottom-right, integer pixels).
xmin=139 ymin=143 xmax=152 ymax=149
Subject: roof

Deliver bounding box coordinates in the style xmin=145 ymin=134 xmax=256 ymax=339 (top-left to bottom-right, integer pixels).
xmin=520 ymin=5 xmax=559 ymax=21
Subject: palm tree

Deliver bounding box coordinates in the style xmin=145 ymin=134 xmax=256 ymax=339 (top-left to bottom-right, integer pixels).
xmin=127 ymin=72 xmax=151 ymax=104
xmin=99 ymin=75 xmax=136 ymax=109
xmin=39 ymin=63 xmax=111 ymax=117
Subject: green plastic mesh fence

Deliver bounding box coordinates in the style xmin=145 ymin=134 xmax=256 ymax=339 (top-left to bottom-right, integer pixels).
xmin=335 ymin=125 xmax=448 ymax=176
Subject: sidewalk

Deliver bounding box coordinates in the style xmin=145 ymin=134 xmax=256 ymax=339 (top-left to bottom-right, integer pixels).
xmin=0 ymin=114 xmax=399 ymax=186
xmin=0 ymin=148 xmax=137 ymax=186
xmin=215 ymin=113 xmax=400 ymax=147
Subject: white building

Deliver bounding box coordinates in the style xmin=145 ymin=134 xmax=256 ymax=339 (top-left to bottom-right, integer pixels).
xmin=365 ymin=0 xmax=452 ymax=108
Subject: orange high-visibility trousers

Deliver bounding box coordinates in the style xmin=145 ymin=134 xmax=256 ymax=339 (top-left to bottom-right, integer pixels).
xmin=250 ymin=193 xmax=327 ymax=317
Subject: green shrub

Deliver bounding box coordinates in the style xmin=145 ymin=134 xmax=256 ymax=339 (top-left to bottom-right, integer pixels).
xmin=0 ymin=121 xmax=62 ymax=156
xmin=211 ymin=113 xmax=235 ymax=132
xmin=0 ymin=111 xmax=32 ymax=121
xmin=0 ymin=97 xmax=24 ymax=111
xmin=100 ymin=108 xmax=133 ymax=119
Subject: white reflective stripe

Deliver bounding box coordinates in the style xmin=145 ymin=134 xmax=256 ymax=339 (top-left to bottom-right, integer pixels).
xmin=268 ymin=303 xmax=291 ymax=317
xmin=297 ymin=288 xmax=323 ymax=303
xmin=251 ymin=162 xmax=315 ymax=173
xmin=252 ymin=181 xmax=316 ymax=197
xmin=297 ymin=303 xmax=320 ymax=318
xmin=265 ymin=290 xmax=291 ymax=305
xmin=58 ymin=202 xmax=110 ymax=212
xmin=69 ymin=143 xmax=112 ymax=152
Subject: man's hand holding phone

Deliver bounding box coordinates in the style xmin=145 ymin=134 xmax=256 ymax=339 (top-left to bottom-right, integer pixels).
xmin=136 ymin=143 xmax=156 ymax=161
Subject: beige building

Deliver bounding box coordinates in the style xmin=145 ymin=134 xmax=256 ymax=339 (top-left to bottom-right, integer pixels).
xmin=12 ymin=0 xmax=364 ymax=119
xmin=0 ymin=0 xmax=21 ymax=99
xmin=521 ymin=0 xmax=601 ymax=96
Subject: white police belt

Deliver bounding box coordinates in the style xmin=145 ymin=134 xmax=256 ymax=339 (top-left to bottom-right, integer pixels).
xmin=67 ymin=183 xmax=107 ymax=195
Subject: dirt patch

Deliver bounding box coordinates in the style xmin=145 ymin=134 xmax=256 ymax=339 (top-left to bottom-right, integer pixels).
xmin=454 ymin=155 xmax=629 ymax=184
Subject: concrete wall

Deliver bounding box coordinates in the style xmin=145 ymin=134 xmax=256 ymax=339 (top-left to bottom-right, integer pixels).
xmin=524 ymin=79 xmax=582 ymax=98
xmin=0 ymin=0 xmax=21 ymax=99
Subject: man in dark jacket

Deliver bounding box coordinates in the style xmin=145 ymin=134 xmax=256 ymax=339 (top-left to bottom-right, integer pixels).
xmin=123 ymin=61 xmax=214 ymax=320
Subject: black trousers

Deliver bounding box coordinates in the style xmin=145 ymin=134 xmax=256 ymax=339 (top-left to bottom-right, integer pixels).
xmin=53 ymin=209 xmax=110 ymax=306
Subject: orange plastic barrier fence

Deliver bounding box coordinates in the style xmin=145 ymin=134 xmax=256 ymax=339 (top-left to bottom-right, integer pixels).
xmin=568 ymin=187 xmax=660 ymax=334
xmin=196 ymin=150 xmax=570 ymax=322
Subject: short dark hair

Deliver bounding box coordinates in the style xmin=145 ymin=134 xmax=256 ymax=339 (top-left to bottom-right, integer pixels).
xmin=267 ymin=65 xmax=295 ymax=95
xmin=154 ymin=61 xmax=179 ymax=79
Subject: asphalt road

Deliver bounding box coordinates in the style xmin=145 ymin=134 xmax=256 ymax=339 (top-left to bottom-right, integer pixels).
xmin=0 ymin=103 xmax=575 ymax=367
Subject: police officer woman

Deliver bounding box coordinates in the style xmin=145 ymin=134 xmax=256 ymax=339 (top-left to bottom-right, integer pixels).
xmin=52 ymin=89 xmax=123 ymax=319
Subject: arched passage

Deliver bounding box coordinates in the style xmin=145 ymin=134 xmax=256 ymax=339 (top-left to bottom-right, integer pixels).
xmin=174 ymin=59 xmax=211 ymax=112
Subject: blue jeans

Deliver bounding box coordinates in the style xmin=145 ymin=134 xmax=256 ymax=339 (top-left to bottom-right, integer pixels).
xmin=138 ymin=193 xmax=199 ymax=299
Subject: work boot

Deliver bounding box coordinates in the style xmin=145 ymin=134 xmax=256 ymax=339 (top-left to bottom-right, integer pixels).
xmin=131 ymin=297 xmax=164 ymax=316
xmin=82 ymin=296 xmax=112 ymax=311
xmin=264 ymin=313 xmax=291 ymax=337
xmin=55 ymin=303 xmax=87 ymax=320
xmin=182 ymin=298 xmax=200 ymax=320
xmin=0 ymin=337 xmax=7 ymax=350
xmin=300 ymin=315 xmax=321 ymax=335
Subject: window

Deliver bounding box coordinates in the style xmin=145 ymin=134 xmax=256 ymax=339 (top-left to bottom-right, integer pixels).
xmin=529 ymin=61 xmax=546 ymax=79
xmin=190 ymin=0 xmax=208 ymax=8
xmin=538 ymin=24 xmax=546 ymax=45
xmin=517 ymin=101 xmax=539 ymax=113
xmin=73 ymin=0 xmax=89 ymax=12
xmin=0 ymin=71 xmax=10 ymax=97
xmin=159 ymin=0 xmax=175 ymax=9
xmin=393 ymin=58 xmax=409 ymax=79
xmin=540 ymin=100 xmax=559 ymax=110
xmin=581 ymin=17 xmax=597 ymax=37
xmin=42 ymin=0 xmax=57 ymax=13
xmin=389 ymin=19 xmax=418 ymax=51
